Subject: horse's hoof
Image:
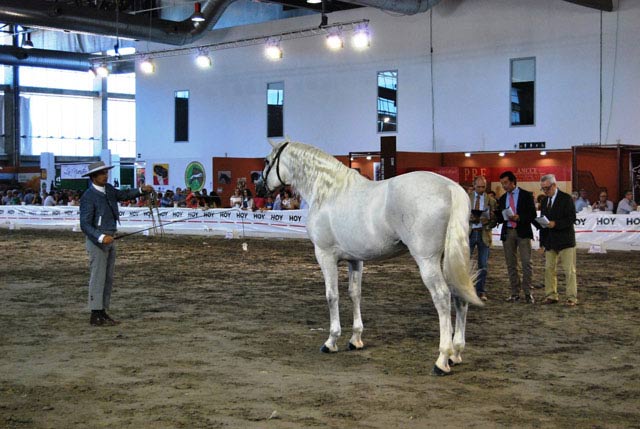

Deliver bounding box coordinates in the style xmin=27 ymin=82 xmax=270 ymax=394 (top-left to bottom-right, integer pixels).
xmin=348 ymin=342 xmax=363 ymax=351
xmin=320 ymin=345 xmax=334 ymax=353
xmin=431 ymin=365 xmax=452 ymax=376
xmin=448 ymin=359 xmax=455 ymax=366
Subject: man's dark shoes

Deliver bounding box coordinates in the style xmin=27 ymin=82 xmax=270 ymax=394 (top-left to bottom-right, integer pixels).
xmin=505 ymin=295 xmax=520 ymax=303
xmin=90 ymin=310 xmax=105 ymax=326
xmin=525 ymin=294 xmax=535 ymax=304
xmin=100 ymin=310 xmax=120 ymax=326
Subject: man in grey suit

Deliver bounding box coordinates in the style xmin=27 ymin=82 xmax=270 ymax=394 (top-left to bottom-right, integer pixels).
xmin=80 ymin=161 xmax=153 ymax=326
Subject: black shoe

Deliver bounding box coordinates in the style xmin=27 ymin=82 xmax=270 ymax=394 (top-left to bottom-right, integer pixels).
xmin=100 ymin=310 xmax=120 ymax=326
xmin=525 ymin=294 xmax=535 ymax=304
xmin=478 ymin=293 xmax=488 ymax=302
xmin=90 ymin=311 xmax=104 ymax=326
xmin=505 ymin=295 xmax=520 ymax=303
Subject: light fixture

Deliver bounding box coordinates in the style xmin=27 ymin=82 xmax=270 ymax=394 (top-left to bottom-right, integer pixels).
xmin=95 ymin=64 xmax=110 ymax=77
xmin=383 ymin=117 xmax=390 ymax=123
xmin=22 ymin=32 xmax=34 ymax=49
xmin=195 ymin=50 xmax=212 ymax=68
xmin=326 ymin=30 xmax=344 ymax=50
xmin=366 ymin=155 xmax=372 ymax=160
xmin=265 ymin=39 xmax=282 ymax=61
xmin=540 ymin=151 xmax=547 ymax=156
xmin=352 ymin=24 xmax=371 ymax=50
xmin=139 ymin=58 xmax=155 ymax=74
xmin=191 ymin=2 xmax=205 ymax=22
xmin=307 ymin=0 xmax=322 ymax=3
xmin=464 ymin=152 xmax=471 ymax=157
xmin=499 ymin=152 xmax=505 ymax=157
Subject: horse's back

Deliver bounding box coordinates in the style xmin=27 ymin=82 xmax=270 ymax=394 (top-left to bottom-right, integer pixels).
xmin=384 ymin=172 xmax=462 ymax=254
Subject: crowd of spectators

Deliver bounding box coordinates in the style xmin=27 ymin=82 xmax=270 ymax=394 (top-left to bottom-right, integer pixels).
xmin=0 ymin=183 xmax=309 ymax=211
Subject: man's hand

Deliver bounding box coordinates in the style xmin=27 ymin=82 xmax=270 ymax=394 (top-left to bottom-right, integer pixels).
xmin=103 ymin=235 xmax=114 ymax=245
xmin=141 ymin=185 xmax=154 ymax=194
xmin=547 ymin=220 xmax=556 ymax=229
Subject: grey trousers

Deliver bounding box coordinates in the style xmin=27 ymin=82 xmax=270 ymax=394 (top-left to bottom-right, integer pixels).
xmin=86 ymin=238 xmax=116 ymax=311
xmin=502 ymin=229 xmax=533 ymax=296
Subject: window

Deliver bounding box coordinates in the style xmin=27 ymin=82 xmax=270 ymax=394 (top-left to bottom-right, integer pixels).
xmin=21 ymin=93 xmax=95 ymax=156
xmin=267 ymin=82 xmax=284 ymax=138
xmin=175 ymin=90 xmax=189 ymax=142
xmin=108 ymin=99 xmax=136 ymax=158
xmin=510 ymin=58 xmax=535 ymax=126
xmin=377 ymin=70 xmax=397 ymax=133
xmin=19 ymin=66 xmax=95 ymax=91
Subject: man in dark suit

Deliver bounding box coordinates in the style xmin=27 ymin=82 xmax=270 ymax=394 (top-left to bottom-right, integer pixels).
xmin=80 ymin=161 xmax=153 ymax=326
xmin=538 ymin=174 xmax=578 ymax=306
xmin=496 ymin=171 xmax=537 ymax=303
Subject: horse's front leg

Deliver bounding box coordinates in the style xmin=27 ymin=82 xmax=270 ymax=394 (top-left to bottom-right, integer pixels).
xmin=347 ymin=260 xmax=364 ymax=350
xmin=315 ymin=248 xmax=340 ymax=353
xmin=450 ymin=296 xmax=468 ymax=365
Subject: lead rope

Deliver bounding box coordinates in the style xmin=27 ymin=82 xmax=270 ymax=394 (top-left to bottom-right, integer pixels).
xmin=146 ymin=190 xmax=164 ymax=237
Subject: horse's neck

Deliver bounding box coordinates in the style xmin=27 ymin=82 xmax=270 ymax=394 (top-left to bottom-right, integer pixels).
xmin=287 ymin=145 xmax=361 ymax=207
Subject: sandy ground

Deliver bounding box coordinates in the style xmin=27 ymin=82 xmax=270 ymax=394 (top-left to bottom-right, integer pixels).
xmin=1 ymin=228 xmax=639 ymax=429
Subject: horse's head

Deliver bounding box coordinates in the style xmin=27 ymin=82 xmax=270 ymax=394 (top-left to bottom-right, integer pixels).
xmin=263 ymin=139 xmax=292 ymax=192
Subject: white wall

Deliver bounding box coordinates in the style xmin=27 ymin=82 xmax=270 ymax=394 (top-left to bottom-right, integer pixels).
xmin=136 ymin=0 xmax=640 ymax=186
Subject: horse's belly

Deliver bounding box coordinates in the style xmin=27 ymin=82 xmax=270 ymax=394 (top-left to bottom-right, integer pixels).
xmin=335 ymin=238 xmax=408 ymax=261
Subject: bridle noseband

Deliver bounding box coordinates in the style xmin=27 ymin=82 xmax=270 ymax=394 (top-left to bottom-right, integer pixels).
xmin=263 ymin=142 xmax=290 ymax=192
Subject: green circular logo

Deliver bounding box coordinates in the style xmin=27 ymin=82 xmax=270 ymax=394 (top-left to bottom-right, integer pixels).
xmin=184 ymin=161 xmax=205 ymax=191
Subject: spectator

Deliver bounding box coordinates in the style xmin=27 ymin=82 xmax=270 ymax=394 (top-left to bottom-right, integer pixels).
xmin=272 ymin=191 xmax=282 ymax=210
xmin=616 ymin=190 xmax=638 ymax=214
xmin=230 ymin=189 xmax=242 ymax=208
xmin=574 ymin=189 xmax=590 ymax=213
xmin=496 ymin=170 xmax=537 ymax=304
xmin=160 ymin=191 xmax=173 ymax=207
xmin=262 ymin=196 xmax=274 ymax=211
xmin=43 ymin=191 xmax=56 ymax=206
xmin=592 ymin=191 xmax=614 ymax=212
xmin=23 ymin=189 xmax=35 ymax=205
xmin=468 ymin=175 xmax=498 ymax=301
xmin=185 ymin=190 xmax=199 ymax=209
xmin=538 ymin=174 xmax=578 ymax=306
xmin=241 ymin=189 xmax=253 ymax=211
xmin=281 ymin=189 xmax=298 ymax=210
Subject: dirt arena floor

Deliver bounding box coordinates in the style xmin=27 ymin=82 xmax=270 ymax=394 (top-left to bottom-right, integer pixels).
xmin=1 ymin=229 xmax=639 ymax=429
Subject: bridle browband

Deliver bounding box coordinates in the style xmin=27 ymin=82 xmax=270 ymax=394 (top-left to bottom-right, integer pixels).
xmin=263 ymin=142 xmax=290 ymax=192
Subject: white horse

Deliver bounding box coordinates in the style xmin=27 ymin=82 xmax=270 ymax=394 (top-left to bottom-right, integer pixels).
xmin=263 ymin=140 xmax=483 ymax=375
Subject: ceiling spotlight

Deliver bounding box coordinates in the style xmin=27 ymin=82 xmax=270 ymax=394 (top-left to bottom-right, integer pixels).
xmin=195 ymin=52 xmax=212 ymax=68
xmin=265 ymin=39 xmax=282 ymax=61
xmin=540 ymin=151 xmax=547 ymax=156
xmin=307 ymin=0 xmax=322 ymax=3
xmin=139 ymin=58 xmax=155 ymax=74
xmin=366 ymin=155 xmax=372 ymax=160
xmin=191 ymin=2 xmax=205 ymax=22
xmin=464 ymin=152 xmax=471 ymax=157
xmin=22 ymin=32 xmax=34 ymax=49
xmin=352 ymin=24 xmax=371 ymax=50
xmin=95 ymin=64 xmax=110 ymax=77
xmin=326 ymin=31 xmax=344 ymax=50
xmin=499 ymin=152 xmax=505 ymax=157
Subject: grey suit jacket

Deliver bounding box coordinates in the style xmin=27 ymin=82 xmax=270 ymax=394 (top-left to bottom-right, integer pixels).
xmin=80 ymin=184 xmax=142 ymax=246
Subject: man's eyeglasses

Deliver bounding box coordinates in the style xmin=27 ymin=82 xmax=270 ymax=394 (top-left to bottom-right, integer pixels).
xmin=540 ymin=184 xmax=554 ymax=192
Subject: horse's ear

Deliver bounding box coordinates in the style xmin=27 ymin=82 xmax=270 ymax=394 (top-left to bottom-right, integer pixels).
xmin=268 ymin=139 xmax=276 ymax=148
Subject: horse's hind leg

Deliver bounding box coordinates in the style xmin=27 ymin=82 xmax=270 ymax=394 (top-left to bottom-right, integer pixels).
xmin=415 ymin=256 xmax=454 ymax=375
xmin=347 ymin=260 xmax=364 ymax=350
xmin=450 ymin=296 xmax=468 ymax=365
xmin=315 ymin=248 xmax=341 ymax=353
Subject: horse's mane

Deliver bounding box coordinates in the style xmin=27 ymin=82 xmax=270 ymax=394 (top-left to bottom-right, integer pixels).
xmin=285 ymin=141 xmax=363 ymax=207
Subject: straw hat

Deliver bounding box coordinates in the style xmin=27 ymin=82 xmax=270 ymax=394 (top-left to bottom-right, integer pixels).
xmin=82 ymin=161 xmax=114 ymax=177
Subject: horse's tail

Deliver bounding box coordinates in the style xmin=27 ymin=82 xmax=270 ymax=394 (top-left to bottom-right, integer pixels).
xmin=443 ymin=184 xmax=484 ymax=306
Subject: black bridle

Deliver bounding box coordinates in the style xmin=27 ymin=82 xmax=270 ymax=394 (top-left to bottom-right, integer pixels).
xmin=263 ymin=142 xmax=290 ymax=192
